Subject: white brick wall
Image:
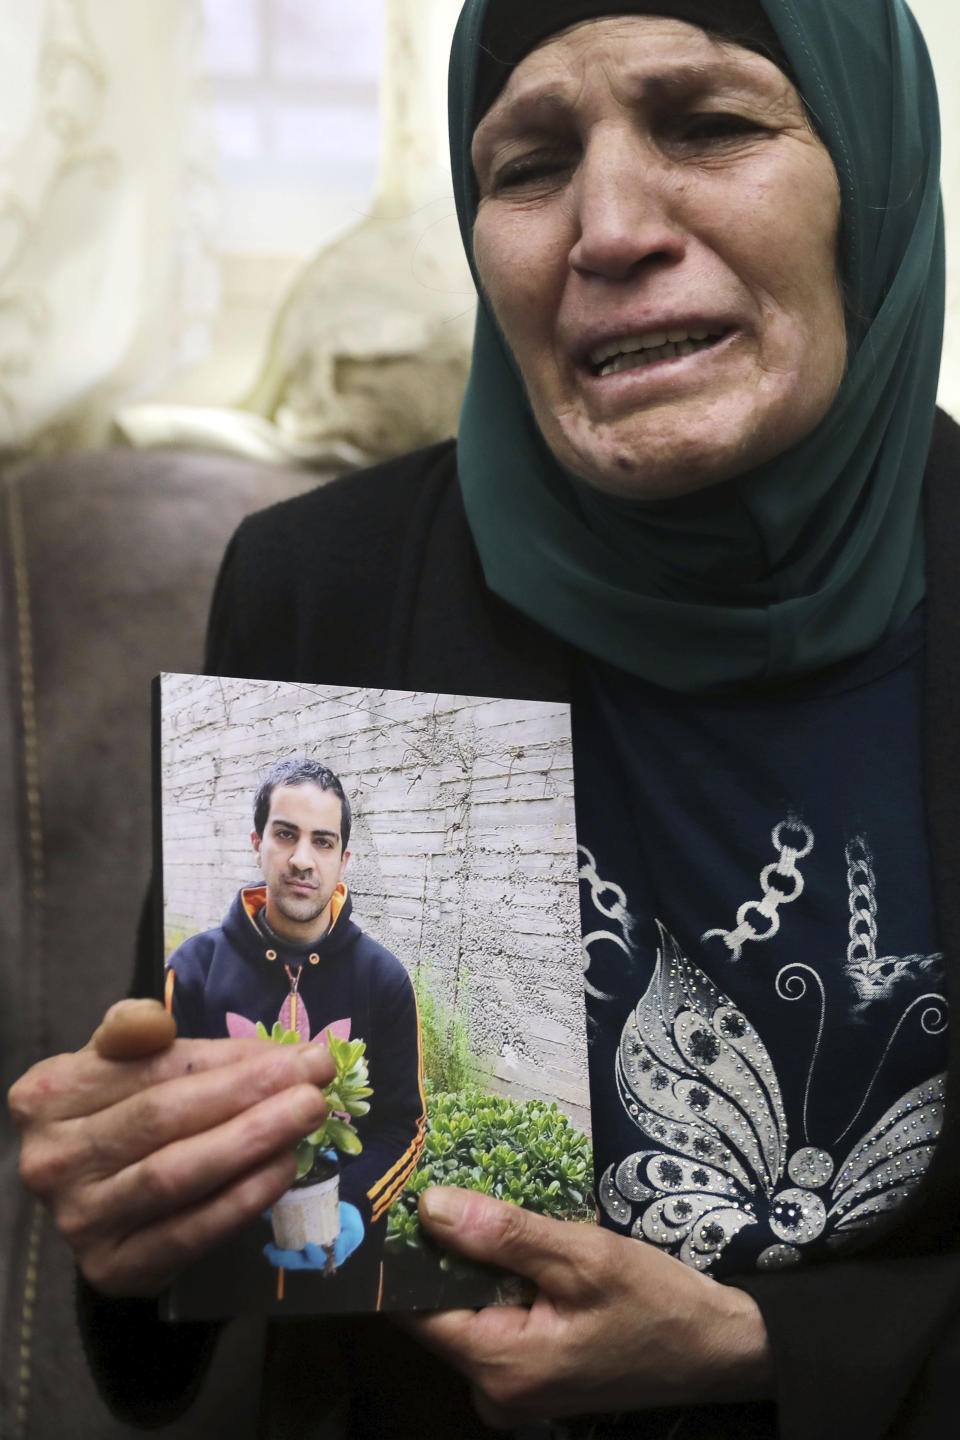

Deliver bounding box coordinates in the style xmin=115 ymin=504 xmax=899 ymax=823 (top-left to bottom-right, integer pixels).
xmin=159 ymin=675 xmax=589 ymax=1126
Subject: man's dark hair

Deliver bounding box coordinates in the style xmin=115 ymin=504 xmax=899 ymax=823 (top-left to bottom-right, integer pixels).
xmin=253 ymin=758 xmax=351 ymax=849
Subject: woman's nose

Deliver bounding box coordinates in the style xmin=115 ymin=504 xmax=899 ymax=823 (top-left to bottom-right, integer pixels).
xmin=569 ymin=133 xmax=685 ymax=281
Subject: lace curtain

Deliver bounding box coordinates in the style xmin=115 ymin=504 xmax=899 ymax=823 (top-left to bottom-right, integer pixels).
xmin=0 ymin=0 xmax=217 ymax=455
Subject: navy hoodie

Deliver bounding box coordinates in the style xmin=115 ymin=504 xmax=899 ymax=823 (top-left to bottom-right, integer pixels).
xmin=166 ymin=884 xmax=425 ymax=1264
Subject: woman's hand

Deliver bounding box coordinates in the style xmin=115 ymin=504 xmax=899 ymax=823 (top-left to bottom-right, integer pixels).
xmin=7 ymin=999 xmax=334 ymax=1297
xmin=404 ymin=1186 xmax=773 ymax=1428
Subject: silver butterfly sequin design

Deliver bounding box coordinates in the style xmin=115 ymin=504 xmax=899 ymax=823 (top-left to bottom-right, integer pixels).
xmin=599 ymin=923 xmax=945 ymax=1273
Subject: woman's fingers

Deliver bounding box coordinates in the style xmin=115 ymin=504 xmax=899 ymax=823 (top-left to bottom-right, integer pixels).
xmin=16 ymin=1042 xmax=332 ymax=1198
xmin=418 ymin=1186 xmax=590 ymax=1300
xmin=9 ymin=1015 xmax=337 ymax=1298
xmin=75 ymin=1076 xmax=327 ymax=1238
xmin=10 ymin=1030 xmax=334 ymax=1127
xmin=68 ymin=1044 xmax=331 ymax=1177
xmin=78 ymin=1148 xmax=302 ymax=1296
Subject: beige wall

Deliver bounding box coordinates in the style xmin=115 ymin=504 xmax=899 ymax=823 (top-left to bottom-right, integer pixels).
xmin=912 ymin=0 xmax=959 ymax=418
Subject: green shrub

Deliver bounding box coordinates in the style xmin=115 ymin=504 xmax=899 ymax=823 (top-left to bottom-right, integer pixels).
xmin=386 ymin=1083 xmax=594 ymax=1254
xmin=413 ymin=962 xmax=474 ymax=1093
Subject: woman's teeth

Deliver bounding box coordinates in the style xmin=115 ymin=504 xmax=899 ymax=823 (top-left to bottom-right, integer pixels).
xmin=590 ymin=329 xmax=722 ymax=377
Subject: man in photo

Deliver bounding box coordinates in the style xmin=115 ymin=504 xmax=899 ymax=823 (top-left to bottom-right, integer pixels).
xmin=165 ymin=757 xmax=426 ymax=1312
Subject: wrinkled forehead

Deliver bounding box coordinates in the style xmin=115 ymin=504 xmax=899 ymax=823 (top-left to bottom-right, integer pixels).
xmin=472 ymin=0 xmax=789 ymax=124
xmin=473 ymin=18 xmax=798 ymax=158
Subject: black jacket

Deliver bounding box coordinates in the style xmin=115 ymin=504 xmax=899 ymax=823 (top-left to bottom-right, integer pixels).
xmin=168 ymin=884 xmax=424 ymax=1230
xmin=88 ymin=411 xmax=960 ymax=1439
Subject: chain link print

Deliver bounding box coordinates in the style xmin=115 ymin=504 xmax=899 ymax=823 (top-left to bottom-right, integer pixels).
xmin=578 ymin=844 xmax=631 ymax=1000
xmin=702 ymin=817 xmax=814 ymax=961
xmin=846 ymin=836 xmax=878 ymax=966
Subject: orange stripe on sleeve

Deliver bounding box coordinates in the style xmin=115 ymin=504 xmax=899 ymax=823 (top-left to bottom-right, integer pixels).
xmin=367 ymin=991 xmax=428 ymax=1222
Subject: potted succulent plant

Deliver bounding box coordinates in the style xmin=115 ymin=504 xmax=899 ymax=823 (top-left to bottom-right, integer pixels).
xmin=258 ymin=1024 xmax=372 ymax=1270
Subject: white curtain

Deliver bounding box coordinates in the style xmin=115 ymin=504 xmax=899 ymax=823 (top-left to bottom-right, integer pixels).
xmin=237 ymin=0 xmax=473 ymax=465
xmin=0 ymin=0 xmax=218 ymax=453
xmin=119 ymin=0 xmax=473 ymax=468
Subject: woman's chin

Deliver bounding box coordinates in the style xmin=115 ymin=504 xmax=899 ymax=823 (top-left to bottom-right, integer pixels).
xmin=545 ymin=391 xmax=833 ymax=503
xmin=548 ymin=425 xmax=753 ymax=502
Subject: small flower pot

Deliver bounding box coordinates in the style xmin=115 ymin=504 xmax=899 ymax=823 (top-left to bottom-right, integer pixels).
xmin=271 ymin=1172 xmax=341 ymax=1255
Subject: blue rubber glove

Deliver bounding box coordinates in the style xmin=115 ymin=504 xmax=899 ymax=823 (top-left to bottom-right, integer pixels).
xmin=263 ymin=1202 xmax=364 ymax=1270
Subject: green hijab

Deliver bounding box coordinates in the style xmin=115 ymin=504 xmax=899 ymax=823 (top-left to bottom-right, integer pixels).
xmin=449 ymin=0 xmax=945 ymax=691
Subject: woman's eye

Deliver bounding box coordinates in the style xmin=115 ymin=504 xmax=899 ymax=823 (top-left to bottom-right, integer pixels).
xmin=677 ymin=113 xmax=764 ymax=143
xmin=490 ymin=151 xmax=572 ymax=192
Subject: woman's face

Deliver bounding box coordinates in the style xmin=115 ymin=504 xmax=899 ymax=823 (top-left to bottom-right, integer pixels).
xmin=471 ymin=16 xmax=847 ymax=500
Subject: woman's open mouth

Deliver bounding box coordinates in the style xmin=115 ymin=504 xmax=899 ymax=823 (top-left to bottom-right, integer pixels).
xmin=587 ymin=327 xmax=728 ymax=378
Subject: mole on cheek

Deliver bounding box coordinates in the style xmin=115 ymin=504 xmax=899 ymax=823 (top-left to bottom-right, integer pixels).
xmin=616 ymin=455 xmax=636 ymax=472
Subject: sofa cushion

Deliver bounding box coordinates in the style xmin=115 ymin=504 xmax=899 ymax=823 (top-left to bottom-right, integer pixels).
xmin=0 ymin=446 xmax=327 ymax=1439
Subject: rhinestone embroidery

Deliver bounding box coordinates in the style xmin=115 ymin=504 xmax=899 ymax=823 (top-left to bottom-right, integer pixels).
xmin=609 ymin=922 xmax=946 ymax=1274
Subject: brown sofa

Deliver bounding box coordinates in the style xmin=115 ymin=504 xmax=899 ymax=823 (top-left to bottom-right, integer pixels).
xmin=0 ymin=447 xmax=326 ymax=1438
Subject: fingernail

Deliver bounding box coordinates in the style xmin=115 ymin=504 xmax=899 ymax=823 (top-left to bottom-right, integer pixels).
xmin=419 ymin=1186 xmax=465 ymax=1228
xmin=104 ymin=998 xmax=163 ymax=1021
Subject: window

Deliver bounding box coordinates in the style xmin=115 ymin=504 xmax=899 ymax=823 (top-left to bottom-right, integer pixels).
xmin=201 ymin=0 xmax=384 ymax=255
